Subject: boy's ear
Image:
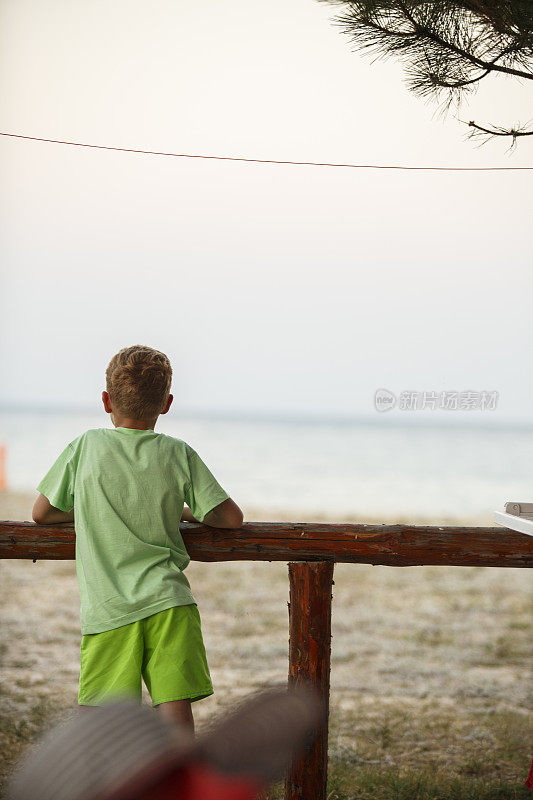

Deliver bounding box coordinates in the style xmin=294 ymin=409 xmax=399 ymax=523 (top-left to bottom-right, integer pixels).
xmin=161 ymin=394 xmax=173 ymax=415
xmin=102 ymin=391 xmax=112 ymax=413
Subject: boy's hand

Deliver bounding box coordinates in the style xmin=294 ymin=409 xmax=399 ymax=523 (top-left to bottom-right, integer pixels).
xmin=32 ymin=493 xmax=74 ymax=525
xmin=181 ymin=506 xmax=200 ymax=523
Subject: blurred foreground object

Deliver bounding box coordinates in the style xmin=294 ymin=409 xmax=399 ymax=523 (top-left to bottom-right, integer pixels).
xmin=6 ymin=684 xmax=326 ymax=800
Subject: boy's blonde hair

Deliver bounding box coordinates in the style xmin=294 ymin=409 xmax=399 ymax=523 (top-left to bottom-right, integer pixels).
xmin=105 ymin=345 xmax=172 ymax=421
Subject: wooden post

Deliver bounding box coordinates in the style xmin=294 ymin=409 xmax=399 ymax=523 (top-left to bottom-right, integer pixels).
xmin=284 ymin=561 xmax=334 ymax=800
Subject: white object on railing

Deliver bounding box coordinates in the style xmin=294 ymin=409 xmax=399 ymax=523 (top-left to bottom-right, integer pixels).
xmin=494 ymin=502 xmax=533 ymax=537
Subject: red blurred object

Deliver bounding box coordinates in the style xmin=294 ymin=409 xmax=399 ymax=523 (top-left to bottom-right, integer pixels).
xmin=141 ymin=761 xmax=264 ymax=800
xmin=525 ymin=758 xmax=533 ymax=790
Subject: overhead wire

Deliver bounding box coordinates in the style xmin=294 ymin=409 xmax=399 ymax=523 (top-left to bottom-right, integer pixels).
xmin=1 ymin=131 xmax=532 ymax=171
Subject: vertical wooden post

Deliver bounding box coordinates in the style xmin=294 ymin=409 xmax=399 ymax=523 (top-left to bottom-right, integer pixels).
xmin=284 ymin=561 xmax=334 ymax=800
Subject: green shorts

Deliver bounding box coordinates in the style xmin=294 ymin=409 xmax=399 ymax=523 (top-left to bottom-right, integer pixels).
xmin=78 ymin=603 xmax=213 ymax=707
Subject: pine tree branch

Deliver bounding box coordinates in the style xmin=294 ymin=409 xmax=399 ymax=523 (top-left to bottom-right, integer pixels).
xmin=466 ymin=120 xmax=533 ymax=136
xmin=429 ymin=42 xmax=523 ymax=88
xmin=363 ymin=17 xmax=420 ymax=43
xmin=322 ymin=1 xmax=533 ymax=146
xmin=460 ymin=117 xmax=533 ymax=149
xmin=436 ymin=68 xmax=490 ymax=87
xmin=397 ymin=2 xmax=533 ymax=80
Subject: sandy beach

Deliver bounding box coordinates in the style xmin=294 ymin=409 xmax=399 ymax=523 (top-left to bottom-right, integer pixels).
xmin=1 ymin=489 xmax=532 ymax=796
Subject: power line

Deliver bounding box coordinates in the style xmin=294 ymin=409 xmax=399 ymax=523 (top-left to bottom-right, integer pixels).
xmin=1 ymin=131 xmax=532 ymax=171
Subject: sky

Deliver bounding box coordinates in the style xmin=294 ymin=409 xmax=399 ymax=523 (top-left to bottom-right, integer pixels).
xmin=1 ymin=0 xmax=532 ymax=425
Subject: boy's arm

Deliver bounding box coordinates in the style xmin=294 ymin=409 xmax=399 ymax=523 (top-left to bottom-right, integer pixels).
xmin=181 ymin=498 xmax=244 ymax=529
xmin=35 ymin=440 xmax=77 ymax=524
xmin=184 ymin=444 xmax=243 ymax=529
xmin=203 ymin=498 xmax=244 ymax=529
xmin=32 ymin=493 xmax=74 ymax=525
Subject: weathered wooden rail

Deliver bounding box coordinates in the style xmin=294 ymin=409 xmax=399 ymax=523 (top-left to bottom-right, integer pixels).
xmin=2 ymin=520 xmax=532 ymax=566
xmin=2 ymin=520 xmax=532 ymax=800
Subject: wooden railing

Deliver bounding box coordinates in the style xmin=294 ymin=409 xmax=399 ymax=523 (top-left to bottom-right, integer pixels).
xmin=2 ymin=520 xmax=532 ymax=800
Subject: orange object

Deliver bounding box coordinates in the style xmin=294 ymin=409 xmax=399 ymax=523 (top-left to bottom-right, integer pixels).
xmin=0 ymin=443 xmax=7 ymax=490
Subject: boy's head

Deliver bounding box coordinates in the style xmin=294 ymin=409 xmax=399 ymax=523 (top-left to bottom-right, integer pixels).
xmin=104 ymin=345 xmax=173 ymax=424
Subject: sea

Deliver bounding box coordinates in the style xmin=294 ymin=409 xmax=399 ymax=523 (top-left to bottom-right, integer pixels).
xmin=1 ymin=409 xmax=532 ymax=524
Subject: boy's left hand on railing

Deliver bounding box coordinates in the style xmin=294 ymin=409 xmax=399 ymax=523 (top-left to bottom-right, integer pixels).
xmin=181 ymin=506 xmax=200 ymax=523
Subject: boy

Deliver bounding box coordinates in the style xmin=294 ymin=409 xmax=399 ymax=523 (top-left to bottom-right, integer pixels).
xmin=32 ymin=344 xmax=243 ymax=736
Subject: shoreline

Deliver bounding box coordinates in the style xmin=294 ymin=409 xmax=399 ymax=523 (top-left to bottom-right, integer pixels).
xmin=0 ymin=489 xmax=496 ymax=527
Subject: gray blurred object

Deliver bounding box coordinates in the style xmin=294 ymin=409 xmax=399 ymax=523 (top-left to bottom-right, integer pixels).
xmin=6 ymin=684 xmax=326 ymax=800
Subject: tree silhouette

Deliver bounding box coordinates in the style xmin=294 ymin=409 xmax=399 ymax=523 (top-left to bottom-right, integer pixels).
xmin=320 ymin=1 xmax=533 ymax=148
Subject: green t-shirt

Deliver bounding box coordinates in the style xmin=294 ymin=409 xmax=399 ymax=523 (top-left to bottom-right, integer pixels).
xmin=36 ymin=427 xmax=230 ymax=635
